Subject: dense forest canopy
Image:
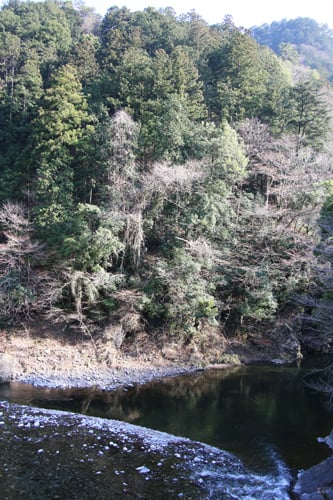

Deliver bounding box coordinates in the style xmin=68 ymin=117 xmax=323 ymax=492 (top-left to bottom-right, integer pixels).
xmin=251 ymin=17 xmax=333 ymax=80
xmin=0 ymin=1 xmax=332 ymax=357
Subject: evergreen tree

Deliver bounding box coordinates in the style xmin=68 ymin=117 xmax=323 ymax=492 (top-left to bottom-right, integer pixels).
xmin=32 ymin=64 xmax=94 ymax=246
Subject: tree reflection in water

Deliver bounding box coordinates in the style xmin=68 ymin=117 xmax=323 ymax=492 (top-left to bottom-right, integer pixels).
xmin=1 ymin=362 xmax=332 ymax=474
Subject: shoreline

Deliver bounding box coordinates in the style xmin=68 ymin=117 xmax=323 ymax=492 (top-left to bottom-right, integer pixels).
xmin=0 ymin=321 xmax=243 ymax=391
xmin=0 ymin=319 xmax=303 ymax=391
xmin=13 ymin=363 xmax=205 ymax=391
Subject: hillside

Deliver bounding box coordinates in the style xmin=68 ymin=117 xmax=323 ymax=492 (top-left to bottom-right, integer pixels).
xmin=251 ymin=17 xmax=333 ymax=79
xmin=0 ymin=1 xmax=332 ymax=365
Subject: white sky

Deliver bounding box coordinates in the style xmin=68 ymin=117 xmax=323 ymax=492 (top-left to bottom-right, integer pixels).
xmin=88 ymin=0 xmax=333 ymax=28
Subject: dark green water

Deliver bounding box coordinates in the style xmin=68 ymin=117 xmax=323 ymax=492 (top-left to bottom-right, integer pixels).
xmin=1 ymin=359 xmax=332 ymax=477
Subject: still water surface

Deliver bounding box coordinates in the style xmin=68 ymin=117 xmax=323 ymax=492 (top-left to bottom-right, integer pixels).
xmin=1 ymin=359 xmax=332 ymax=477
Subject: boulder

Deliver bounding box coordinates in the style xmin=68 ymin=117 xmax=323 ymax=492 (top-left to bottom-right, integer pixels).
xmin=294 ymin=430 xmax=333 ymax=499
xmin=0 ymin=352 xmax=15 ymax=382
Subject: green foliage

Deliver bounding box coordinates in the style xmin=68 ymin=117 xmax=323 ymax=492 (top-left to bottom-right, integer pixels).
xmin=208 ymin=121 xmax=248 ymax=182
xmin=147 ymin=94 xmax=195 ymax=162
xmin=142 ymin=249 xmax=219 ymax=337
xmin=32 ymin=64 xmax=94 ymax=245
xmin=62 ymin=268 xmax=124 ymax=322
xmin=278 ymin=79 xmax=331 ymax=150
xmin=0 ymin=1 xmax=331 ymax=348
xmin=69 ymin=34 xmax=101 ymax=89
xmin=320 ymin=180 xmax=333 ymax=217
xmin=239 ymin=268 xmax=278 ymax=321
xmin=206 ymin=23 xmax=278 ymax=122
xmin=61 ymin=204 xmax=124 ymax=272
xmin=252 ymin=17 xmax=333 ymax=80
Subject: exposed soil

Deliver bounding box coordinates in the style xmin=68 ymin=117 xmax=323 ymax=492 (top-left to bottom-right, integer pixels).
xmin=0 ymin=317 xmax=301 ymax=390
xmin=0 ymin=319 xmax=229 ymax=389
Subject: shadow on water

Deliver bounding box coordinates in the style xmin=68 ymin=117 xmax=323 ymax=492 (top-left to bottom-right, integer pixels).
xmin=1 ymin=357 xmax=332 ymax=477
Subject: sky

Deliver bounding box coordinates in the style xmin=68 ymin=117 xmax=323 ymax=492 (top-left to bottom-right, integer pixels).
xmin=87 ymin=0 xmax=333 ymax=28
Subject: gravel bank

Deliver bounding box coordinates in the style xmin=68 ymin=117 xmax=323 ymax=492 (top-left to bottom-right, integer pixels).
xmin=0 ymin=323 xmax=219 ymax=390
xmin=0 ymin=400 xmax=292 ymax=499
xmin=15 ymin=364 xmax=202 ymax=390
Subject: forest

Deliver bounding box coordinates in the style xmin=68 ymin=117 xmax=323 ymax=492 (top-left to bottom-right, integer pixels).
xmin=0 ymin=0 xmax=332 ymax=358
xmin=251 ymin=17 xmax=333 ymax=80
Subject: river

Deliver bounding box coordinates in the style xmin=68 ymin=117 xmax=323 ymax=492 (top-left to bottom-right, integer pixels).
xmin=0 ymin=358 xmax=332 ymax=498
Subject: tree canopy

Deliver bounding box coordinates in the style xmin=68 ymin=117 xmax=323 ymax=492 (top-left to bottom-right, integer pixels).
xmin=0 ymin=1 xmax=332 ymax=357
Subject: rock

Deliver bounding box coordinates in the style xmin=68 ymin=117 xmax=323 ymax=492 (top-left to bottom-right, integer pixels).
xmin=136 ymin=465 xmax=150 ymax=474
xmin=0 ymin=352 xmax=15 ymax=382
xmin=318 ymin=429 xmax=333 ymax=451
xmin=294 ymin=430 xmax=333 ymax=499
xmin=161 ymin=344 xmax=179 ymax=361
xmin=264 ymin=321 xmax=303 ymax=363
xmin=294 ymin=455 xmax=333 ymax=498
xmin=112 ymin=325 xmax=126 ymax=350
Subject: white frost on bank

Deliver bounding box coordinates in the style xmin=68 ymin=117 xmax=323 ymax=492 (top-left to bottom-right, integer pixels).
xmin=0 ymin=400 xmax=293 ymax=499
xmin=1 ymin=400 xmax=196 ymax=450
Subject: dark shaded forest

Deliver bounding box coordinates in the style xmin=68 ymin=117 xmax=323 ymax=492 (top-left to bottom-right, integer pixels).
xmin=0 ymin=1 xmax=332 ymax=356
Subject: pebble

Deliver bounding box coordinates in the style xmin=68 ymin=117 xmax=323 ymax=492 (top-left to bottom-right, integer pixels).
xmin=200 ymin=470 xmax=213 ymax=478
xmin=136 ymin=465 xmax=150 ymax=474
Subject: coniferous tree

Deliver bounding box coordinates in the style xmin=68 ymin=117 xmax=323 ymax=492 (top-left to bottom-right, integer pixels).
xmin=278 ymin=79 xmax=331 ymax=150
xmin=32 ymin=64 xmax=94 ymax=246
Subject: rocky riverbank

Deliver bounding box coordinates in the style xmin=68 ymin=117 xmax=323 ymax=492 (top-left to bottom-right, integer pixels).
xmin=0 ymin=400 xmax=292 ymax=499
xmin=0 ymin=321 xmax=202 ymax=389
xmin=0 ymin=318 xmax=303 ymax=390
xmin=293 ymin=430 xmax=333 ymax=499
xmin=1 ymin=320 xmax=332 ymax=500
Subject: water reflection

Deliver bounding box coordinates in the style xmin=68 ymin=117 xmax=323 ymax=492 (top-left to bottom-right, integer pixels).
xmin=1 ymin=361 xmax=332 ymax=475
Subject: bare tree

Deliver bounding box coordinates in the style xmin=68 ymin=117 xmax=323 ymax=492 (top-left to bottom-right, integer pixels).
xmin=239 ymin=118 xmax=333 ymax=230
xmin=0 ymin=202 xmax=67 ymax=322
xmin=123 ymin=210 xmax=144 ymax=270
